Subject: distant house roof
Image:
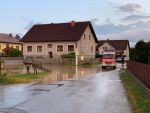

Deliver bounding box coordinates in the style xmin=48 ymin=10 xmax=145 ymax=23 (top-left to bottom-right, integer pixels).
xmin=20 ymin=21 xmax=98 ymax=43
xmin=97 ymin=40 xmax=130 ymax=50
xmin=0 ymin=33 xmax=21 ymax=44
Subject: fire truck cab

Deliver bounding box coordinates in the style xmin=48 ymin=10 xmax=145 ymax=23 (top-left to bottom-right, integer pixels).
xmin=102 ymin=50 xmax=116 ymax=69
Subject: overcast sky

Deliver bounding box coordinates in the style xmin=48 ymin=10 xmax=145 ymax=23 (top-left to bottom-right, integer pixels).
xmin=0 ymin=0 xmax=150 ymax=47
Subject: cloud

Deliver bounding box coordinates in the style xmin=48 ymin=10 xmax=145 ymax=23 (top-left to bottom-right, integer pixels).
xmin=122 ymin=14 xmax=150 ymax=21
xmin=110 ymin=28 xmax=150 ymax=47
xmin=117 ymin=3 xmax=143 ymax=14
xmin=91 ymin=19 xmax=132 ymax=35
xmin=91 ymin=19 xmax=150 ymax=47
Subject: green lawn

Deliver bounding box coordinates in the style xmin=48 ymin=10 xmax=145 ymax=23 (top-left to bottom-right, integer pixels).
xmin=0 ymin=72 xmax=48 ymax=85
xmin=120 ymin=70 xmax=150 ymax=113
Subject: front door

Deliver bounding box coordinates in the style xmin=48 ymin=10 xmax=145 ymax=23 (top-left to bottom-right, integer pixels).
xmin=49 ymin=52 xmax=53 ymax=58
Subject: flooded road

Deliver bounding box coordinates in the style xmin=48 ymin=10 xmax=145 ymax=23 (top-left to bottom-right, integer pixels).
xmin=0 ymin=64 xmax=132 ymax=113
xmin=40 ymin=65 xmax=101 ymax=83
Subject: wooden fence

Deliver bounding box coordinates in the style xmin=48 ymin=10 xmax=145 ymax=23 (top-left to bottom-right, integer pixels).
xmin=127 ymin=60 xmax=150 ymax=89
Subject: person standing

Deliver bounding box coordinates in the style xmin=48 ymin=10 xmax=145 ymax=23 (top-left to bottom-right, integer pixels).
xmin=32 ymin=63 xmax=37 ymax=74
xmin=26 ymin=64 xmax=30 ymax=74
xmin=121 ymin=55 xmax=125 ymax=68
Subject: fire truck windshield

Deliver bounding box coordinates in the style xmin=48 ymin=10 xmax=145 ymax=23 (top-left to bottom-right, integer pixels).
xmin=103 ymin=54 xmax=115 ymax=59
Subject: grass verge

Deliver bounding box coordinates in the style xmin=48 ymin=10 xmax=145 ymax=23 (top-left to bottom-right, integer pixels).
xmin=120 ymin=70 xmax=150 ymax=113
xmin=0 ymin=72 xmax=48 ymax=85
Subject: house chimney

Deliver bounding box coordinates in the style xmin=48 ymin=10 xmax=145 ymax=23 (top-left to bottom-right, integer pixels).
xmin=9 ymin=33 xmax=12 ymax=37
xmin=70 ymin=21 xmax=76 ymax=27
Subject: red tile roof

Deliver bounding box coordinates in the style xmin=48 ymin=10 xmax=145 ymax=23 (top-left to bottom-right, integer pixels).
xmin=0 ymin=33 xmax=21 ymax=43
xmin=97 ymin=40 xmax=130 ymax=50
xmin=20 ymin=21 xmax=98 ymax=43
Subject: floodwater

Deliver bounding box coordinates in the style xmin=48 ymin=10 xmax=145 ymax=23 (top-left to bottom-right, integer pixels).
xmin=3 ymin=61 xmax=102 ymax=83
xmin=39 ymin=65 xmax=101 ymax=83
xmin=0 ymin=64 xmax=132 ymax=113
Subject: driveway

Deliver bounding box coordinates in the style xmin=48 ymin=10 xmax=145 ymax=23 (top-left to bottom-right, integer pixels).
xmin=0 ymin=67 xmax=132 ymax=113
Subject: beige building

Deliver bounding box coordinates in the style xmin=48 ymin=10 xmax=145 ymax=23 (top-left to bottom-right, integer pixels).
xmin=20 ymin=21 xmax=98 ymax=58
xmin=96 ymin=39 xmax=130 ymax=57
xmin=0 ymin=33 xmax=22 ymax=56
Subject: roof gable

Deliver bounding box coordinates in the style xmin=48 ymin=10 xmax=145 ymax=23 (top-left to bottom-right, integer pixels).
xmin=97 ymin=40 xmax=129 ymax=50
xmin=20 ymin=21 xmax=98 ymax=43
xmin=0 ymin=33 xmax=20 ymax=43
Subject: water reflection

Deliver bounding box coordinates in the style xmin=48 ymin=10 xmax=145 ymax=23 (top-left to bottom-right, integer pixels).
xmin=3 ymin=62 xmax=102 ymax=83
xmin=40 ymin=65 xmax=100 ymax=83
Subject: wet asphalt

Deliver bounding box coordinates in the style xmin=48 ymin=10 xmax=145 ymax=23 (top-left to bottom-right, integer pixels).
xmin=0 ymin=65 xmax=132 ymax=113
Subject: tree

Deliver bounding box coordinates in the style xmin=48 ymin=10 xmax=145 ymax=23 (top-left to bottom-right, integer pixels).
xmin=135 ymin=40 xmax=149 ymax=64
xmin=8 ymin=49 xmax=22 ymax=57
xmin=129 ymin=48 xmax=136 ymax=61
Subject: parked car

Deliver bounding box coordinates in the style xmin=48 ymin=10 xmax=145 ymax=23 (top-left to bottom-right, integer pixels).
xmin=116 ymin=57 xmax=122 ymax=63
xmin=124 ymin=57 xmax=130 ymax=61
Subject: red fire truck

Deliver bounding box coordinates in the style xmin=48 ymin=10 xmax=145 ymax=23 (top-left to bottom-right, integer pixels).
xmin=102 ymin=50 xmax=116 ymax=69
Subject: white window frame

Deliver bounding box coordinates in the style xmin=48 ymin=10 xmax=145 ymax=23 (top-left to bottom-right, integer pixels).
xmin=37 ymin=45 xmax=42 ymax=52
xmin=67 ymin=44 xmax=75 ymax=52
xmin=56 ymin=44 xmax=64 ymax=52
xmin=27 ymin=46 xmax=32 ymax=52
xmin=47 ymin=44 xmax=53 ymax=48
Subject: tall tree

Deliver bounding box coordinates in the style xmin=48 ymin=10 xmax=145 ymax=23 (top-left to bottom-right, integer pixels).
xmin=130 ymin=48 xmax=136 ymax=61
xmin=135 ymin=40 xmax=148 ymax=64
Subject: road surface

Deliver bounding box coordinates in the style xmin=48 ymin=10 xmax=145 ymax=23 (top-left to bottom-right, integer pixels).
xmin=0 ymin=66 xmax=132 ymax=113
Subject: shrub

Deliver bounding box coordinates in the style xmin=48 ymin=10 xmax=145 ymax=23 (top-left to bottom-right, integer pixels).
xmin=8 ymin=49 xmax=22 ymax=57
xmin=95 ymin=53 xmax=102 ymax=58
xmin=61 ymin=52 xmax=75 ymax=58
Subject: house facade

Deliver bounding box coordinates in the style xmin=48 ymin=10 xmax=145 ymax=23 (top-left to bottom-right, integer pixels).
xmin=0 ymin=33 xmax=22 ymax=56
xmin=20 ymin=21 xmax=98 ymax=59
xmin=97 ymin=39 xmax=130 ymax=57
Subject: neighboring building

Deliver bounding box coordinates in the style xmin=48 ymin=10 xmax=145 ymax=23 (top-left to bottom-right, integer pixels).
xmin=20 ymin=21 xmax=98 ymax=59
xmin=97 ymin=39 xmax=130 ymax=57
xmin=0 ymin=33 xmax=22 ymax=56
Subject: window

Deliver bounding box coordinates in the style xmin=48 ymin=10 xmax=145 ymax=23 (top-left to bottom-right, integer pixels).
xmin=47 ymin=44 xmax=52 ymax=48
xmin=91 ymin=46 xmax=93 ymax=52
xmin=16 ymin=46 xmax=19 ymax=50
xmin=6 ymin=44 xmax=9 ymax=48
xmin=27 ymin=46 xmax=32 ymax=52
xmin=37 ymin=46 xmax=42 ymax=52
xmin=57 ymin=45 xmax=63 ymax=52
xmin=89 ymin=35 xmax=91 ymax=40
xmin=68 ymin=45 xmax=74 ymax=52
